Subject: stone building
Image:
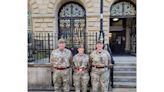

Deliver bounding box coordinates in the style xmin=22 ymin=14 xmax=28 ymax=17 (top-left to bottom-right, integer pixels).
xmin=28 ymin=0 xmax=136 ymax=54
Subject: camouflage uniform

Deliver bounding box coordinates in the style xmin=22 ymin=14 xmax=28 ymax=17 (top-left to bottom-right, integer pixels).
xmin=50 ymin=47 xmax=72 ymax=92
xmin=90 ymin=49 xmax=111 ymax=92
xmin=73 ymin=53 xmax=90 ymax=92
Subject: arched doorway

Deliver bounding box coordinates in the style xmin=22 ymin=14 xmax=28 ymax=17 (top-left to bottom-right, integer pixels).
xmin=109 ymin=1 xmax=136 ymax=55
xmin=58 ymin=2 xmax=86 ymax=52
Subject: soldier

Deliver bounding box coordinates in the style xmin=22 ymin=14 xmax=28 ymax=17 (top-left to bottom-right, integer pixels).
xmin=72 ymin=44 xmax=90 ymax=92
xmin=50 ymin=38 xmax=72 ymax=92
xmin=90 ymin=40 xmax=113 ymax=92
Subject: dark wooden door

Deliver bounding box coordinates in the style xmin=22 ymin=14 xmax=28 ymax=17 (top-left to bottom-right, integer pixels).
xmin=110 ymin=32 xmax=125 ymax=54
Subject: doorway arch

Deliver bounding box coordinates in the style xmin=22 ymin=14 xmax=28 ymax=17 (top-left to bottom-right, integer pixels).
xmin=58 ymin=2 xmax=86 ymax=50
xmin=109 ymin=1 xmax=136 ymax=54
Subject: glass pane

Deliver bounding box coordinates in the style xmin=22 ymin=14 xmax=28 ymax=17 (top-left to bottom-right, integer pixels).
xmin=60 ymin=4 xmax=71 ymax=17
xmin=73 ymin=19 xmax=85 ymax=47
xmin=110 ymin=2 xmax=136 ymax=16
xmin=60 ymin=3 xmax=85 ymax=17
xmin=123 ymin=2 xmax=136 ymax=16
xmin=72 ymin=4 xmax=85 ymax=17
xmin=59 ymin=19 xmax=71 ymax=42
xmin=111 ymin=2 xmax=123 ymax=16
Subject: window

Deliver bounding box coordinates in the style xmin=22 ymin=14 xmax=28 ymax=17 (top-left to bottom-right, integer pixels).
xmin=110 ymin=2 xmax=136 ymax=16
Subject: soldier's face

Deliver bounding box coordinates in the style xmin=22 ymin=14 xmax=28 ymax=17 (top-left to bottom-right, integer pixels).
xmin=78 ymin=48 xmax=84 ymax=54
xmin=58 ymin=43 xmax=65 ymax=50
xmin=96 ymin=43 xmax=103 ymax=50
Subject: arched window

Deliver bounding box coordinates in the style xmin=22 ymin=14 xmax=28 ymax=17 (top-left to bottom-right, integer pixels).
xmin=58 ymin=2 xmax=86 ymax=48
xmin=110 ymin=1 xmax=136 ymax=17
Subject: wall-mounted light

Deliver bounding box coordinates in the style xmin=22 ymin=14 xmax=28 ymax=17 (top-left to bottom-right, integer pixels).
xmin=113 ymin=18 xmax=119 ymax=21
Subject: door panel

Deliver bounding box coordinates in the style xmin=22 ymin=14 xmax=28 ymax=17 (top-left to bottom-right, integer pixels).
xmin=58 ymin=3 xmax=86 ymax=49
xmin=110 ymin=32 xmax=125 ymax=54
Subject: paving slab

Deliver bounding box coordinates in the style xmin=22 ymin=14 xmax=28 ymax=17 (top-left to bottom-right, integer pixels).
xmin=28 ymin=88 xmax=136 ymax=92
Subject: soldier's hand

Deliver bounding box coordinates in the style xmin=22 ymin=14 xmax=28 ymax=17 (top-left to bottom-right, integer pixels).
xmin=50 ymin=57 xmax=56 ymax=62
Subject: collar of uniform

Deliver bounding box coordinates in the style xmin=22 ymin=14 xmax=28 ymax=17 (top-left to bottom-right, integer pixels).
xmin=57 ymin=48 xmax=66 ymax=52
xmin=77 ymin=53 xmax=84 ymax=56
xmin=96 ymin=49 xmax=103 ymax=54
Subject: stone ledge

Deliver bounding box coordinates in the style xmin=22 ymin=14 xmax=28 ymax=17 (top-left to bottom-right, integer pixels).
xmin=86 ymin=14 xmax=110 ymax=17
xmin=28 ymin=63 xmax=51 ymax=67
xmin=32 ymin=14 xmax=55 ymax=18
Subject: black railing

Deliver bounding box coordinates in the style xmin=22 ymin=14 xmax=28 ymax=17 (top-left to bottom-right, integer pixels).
xmin=105 ymin=44 xmax=115 ymax=88
xmin=28 ymin=32 xmax=99 ymax=62
xmin=28 ymin=32 xmax=54 ymax=63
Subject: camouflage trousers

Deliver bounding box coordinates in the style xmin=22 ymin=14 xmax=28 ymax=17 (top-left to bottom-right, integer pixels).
xmin=91 ymin=68 xmax=110 ymax=92
xmin=53 ymin=68 xmax=71 ymax=92
xmin=73 ymin=72 xmax=89 ymax=92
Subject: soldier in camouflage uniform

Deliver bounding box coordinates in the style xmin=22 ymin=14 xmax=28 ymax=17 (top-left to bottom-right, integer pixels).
xmin=50 ymin=38 xmax=72 ymax=92
xmin=72 ymin=44 xmax=90 ymax=92
xmin=90 ymin=40 xmax=113 ymax=92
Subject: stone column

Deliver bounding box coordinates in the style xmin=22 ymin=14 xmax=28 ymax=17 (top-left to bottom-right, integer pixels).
xmin=125 ymin=27 xmax=130 ymax=52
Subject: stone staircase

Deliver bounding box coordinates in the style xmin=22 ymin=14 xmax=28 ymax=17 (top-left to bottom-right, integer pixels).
xmin=113 ymin=56 xmax=136 ymax=88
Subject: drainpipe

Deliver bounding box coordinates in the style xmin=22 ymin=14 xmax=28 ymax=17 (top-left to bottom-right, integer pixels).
xmin=99 ymin=0 xmax=104 ymax=44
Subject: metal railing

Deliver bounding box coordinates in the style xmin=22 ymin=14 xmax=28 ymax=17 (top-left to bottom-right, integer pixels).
xmin=28 ymin=32 xmax=54 ymax=63
xmin=28 ymin=32 xmax=99 ymax=62
xmin=105 ymin=44 xmax=115 ymax=88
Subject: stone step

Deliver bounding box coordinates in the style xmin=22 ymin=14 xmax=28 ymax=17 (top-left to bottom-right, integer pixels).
xmin=114 ymin=67 xmax=136 ymax=71
xmin=114 ymin=79 xmax=136 ymax=82
xmin=112 ymin=56 xmax=136 ymax=88
xmin=114 ymin=65 xmax=136 ymax=69
xmin=114 ymin=71 xmax=136 ymax=76
xmin=114 ymin=60 xmax=136 ymax=63
xmin=114 ymin=60 xmax=136 ymax=62
xmin=114 ymin=63 xmax=136 ymax=66
xmin=113 ymin=76 xmax=136 ymax=82
xmin=113 ymin=72 xmax=136 ymax=76
xmin=113 ymin=82 xmax=136 ymax=88
xmin=114 ymin=70 xmax=136 ymax=74
xmin=114 ymin=62 xmax=136 ymax=64
xmin=114 ymin=76 xmax=136 ymax=79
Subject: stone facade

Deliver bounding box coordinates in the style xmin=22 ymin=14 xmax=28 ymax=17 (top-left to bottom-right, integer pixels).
xmin=28 ymin=0 xmax=136 ymax=53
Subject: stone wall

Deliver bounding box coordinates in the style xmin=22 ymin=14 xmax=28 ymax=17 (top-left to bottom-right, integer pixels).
xmin=28 ymin=0 xmax=119 ymax=48
xmin=28 ymin=63 xmax=53 ymax=90
xmin=28 ymin=63 xmax=73 ymax=90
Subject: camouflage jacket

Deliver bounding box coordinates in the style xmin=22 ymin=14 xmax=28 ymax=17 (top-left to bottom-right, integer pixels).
xmin=50 ymin=48 xmax=72 ymax=68
xmin=72 ymin=53 xmax=89 ymax=69
xmin=90 ymin=49 xmax=111 ymax=67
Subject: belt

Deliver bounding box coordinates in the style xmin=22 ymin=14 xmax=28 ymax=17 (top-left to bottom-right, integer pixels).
xmin=92 ymin=65 xmax=108 ymax=68
xmin=74 ymin=67 xmax=87 ymax=71
xmin=53 ymin=67 xmax=70 ymax=70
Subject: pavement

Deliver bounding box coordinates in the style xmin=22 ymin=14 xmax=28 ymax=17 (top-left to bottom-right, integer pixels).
xmin=112 ymin=88 xmax=136 ymax=92
xmin=28 ymin=88 xmax=136 ymax=92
